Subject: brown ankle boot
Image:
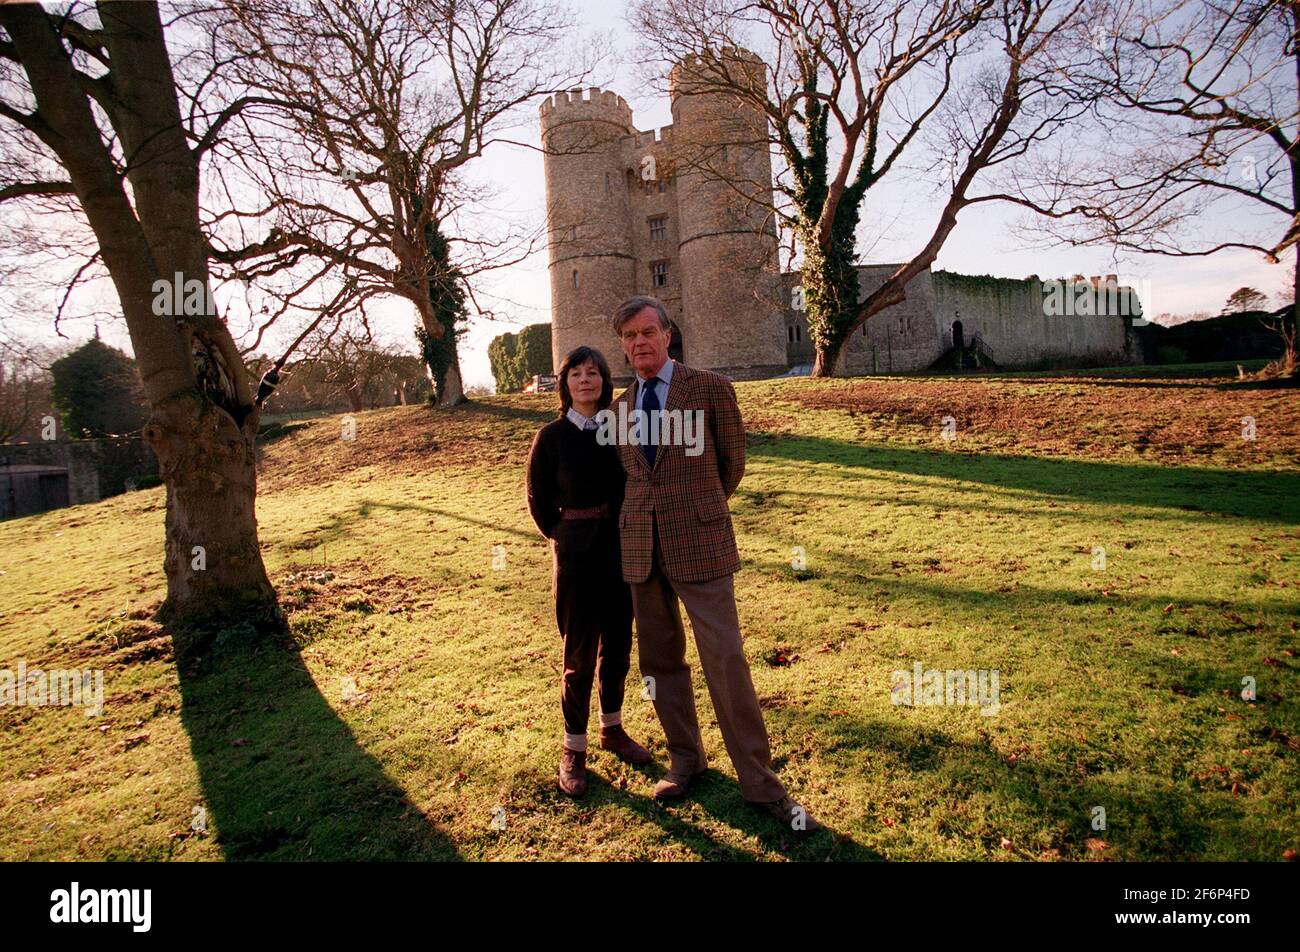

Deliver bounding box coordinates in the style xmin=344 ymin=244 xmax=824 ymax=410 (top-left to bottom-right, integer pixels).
xmin=558 ymin=746 xmax=587 ymax=797
xmin=598 ymin=724 xmax=653 ymax=765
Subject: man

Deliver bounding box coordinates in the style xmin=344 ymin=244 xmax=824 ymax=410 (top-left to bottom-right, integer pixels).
xmin=607 ymin=295 xmax=820 ymax=834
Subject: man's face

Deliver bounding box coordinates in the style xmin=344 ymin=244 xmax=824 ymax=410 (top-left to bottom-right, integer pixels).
xmin=619 ymin=307 xmax=671 ymax=377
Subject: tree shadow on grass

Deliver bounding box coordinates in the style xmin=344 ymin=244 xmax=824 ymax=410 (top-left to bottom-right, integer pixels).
xmin=735 ymin=468 xmax=1289 ymax=528
xmin=745 ymin=548 xmax=1300 ymax=621
xmin=747 ymin=435 xmax=1300 ymax=525
xmin=276 ymin=498 xmax=540 ymax=559
xmin=174 ymin=630 xmax=460 ymax=860
xmin=453 ymin=401 xmax=553 ymax=425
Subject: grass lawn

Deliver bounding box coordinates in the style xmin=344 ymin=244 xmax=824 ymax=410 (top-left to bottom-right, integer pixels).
xmin=1 ymin=364 xmax=1297 ymax=861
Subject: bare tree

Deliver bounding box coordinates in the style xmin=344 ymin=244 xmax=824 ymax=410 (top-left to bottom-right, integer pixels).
xmin=632 ymin=0 xmax=1093 ymax=375
xmin=0 ymin=351 xmax=47 ymax=443
xmin=302 ymin=330 xmax=424 ymax=411
xmin=0 ymin=2 xmax=282 ymax=634
xmin=204 ymin=0 xmax=602 ymax=404
xmin=1008 ymin=0 xmax=1299 ymax=365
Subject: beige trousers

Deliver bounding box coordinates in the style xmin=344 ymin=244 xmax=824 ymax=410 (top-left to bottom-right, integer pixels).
xmin=630 ymin=525 xmax=786 ymax=803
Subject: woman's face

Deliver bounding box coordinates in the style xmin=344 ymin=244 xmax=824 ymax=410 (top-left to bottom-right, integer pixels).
xmin=567 ymin=359 xmax=603 ymax=408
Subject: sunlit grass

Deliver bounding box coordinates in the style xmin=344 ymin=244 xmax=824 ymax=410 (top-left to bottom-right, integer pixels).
xmin=1 ymin=366 xmax=1296 ymax=860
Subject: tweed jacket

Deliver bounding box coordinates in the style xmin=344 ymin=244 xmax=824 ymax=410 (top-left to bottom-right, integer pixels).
xmin=612 ymin=360 xmax=744 ymax=583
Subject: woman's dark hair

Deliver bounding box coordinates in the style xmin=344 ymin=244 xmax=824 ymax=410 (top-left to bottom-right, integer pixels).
xmin=556 ymin=346 xmax=614 ymax=417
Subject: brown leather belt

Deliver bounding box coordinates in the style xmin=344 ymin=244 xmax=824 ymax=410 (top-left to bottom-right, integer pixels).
xmin=560 ymin=503 xmax=612 ymax=520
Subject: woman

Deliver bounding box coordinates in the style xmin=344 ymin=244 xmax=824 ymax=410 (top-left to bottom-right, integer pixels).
xmin=526 ymin=346 xmax=652 ymax=797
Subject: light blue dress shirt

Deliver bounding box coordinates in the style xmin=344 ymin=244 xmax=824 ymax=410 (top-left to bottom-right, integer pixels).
xmin=634 ymin=358 xmax=674 ymax=412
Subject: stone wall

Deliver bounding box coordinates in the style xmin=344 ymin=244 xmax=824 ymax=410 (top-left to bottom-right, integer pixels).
xmin=784 ymin=267 xmax=1140 ymax=373
xmin=931 ymin=271 xmax=1135 ymax=368
xmin=0 ymin=437 xmax=157 ymax=509
xmin=841 ymin=266 xmax=944 ymax=373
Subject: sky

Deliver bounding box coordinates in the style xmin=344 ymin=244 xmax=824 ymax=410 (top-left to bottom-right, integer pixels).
xmin=5 ymin=0 xmax=1290 ymax=390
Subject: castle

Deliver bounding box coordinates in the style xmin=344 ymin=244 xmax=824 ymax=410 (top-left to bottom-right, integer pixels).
xmin=540 ymin=53 xmax=1142 ymax=383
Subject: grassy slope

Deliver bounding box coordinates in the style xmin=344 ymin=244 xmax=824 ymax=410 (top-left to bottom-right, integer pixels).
xmin=1 ymin=366 xmax=1297 ymax=861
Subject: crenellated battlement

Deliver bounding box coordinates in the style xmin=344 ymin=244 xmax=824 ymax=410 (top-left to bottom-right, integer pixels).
xmin=668 ymin=46 xmax=766 ymax=96
xmin=633 ymin=125 xmax=674 ymax=147
xmin=539 ymin=86 xmax=633 ymax=130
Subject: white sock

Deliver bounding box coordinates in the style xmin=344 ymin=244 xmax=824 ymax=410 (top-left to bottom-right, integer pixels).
xmin=564 ymin=732 xmax=587 ymax=752
xmin=599 ymin=711 xmax=622 ymax=728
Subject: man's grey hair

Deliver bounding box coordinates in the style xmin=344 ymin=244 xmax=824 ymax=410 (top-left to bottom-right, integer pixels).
xmin=612 ymin=295 xmax=671 ymax=334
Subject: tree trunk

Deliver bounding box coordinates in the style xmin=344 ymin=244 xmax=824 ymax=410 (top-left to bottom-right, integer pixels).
xmin=798 ymin=214 xmax=863 ymax=379
xmin=811 ymin=339 xmax=845 ymax=377
xmin=1 ymin=4 xmax=278 ymax=642
xmin=144 ymin=397 xmax=275 ymax=637
xmin=1292 ymin=240 xmax=1298 ymax=360
xmin=439 ymin=340 xmax=466 ymax=406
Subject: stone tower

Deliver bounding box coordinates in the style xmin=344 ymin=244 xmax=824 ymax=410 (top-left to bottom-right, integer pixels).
xmin=539 ymin=87 xmax=636 ymax=377
xmin=539 ymin=50 xmax=789 ymax=383
xmin=668 ymin=49 xmax=787 ymax=377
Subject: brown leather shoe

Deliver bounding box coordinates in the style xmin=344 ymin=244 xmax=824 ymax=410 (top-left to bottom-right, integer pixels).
xmin=747 ymin=795 xmax=821 ymax=834
xmin=652 ymin=767 xmax=707 ymax=800
xmin=557 ymin=746 xmax=587 ymax=797
xmin=598 ymin=724 xmax=652 ymax=765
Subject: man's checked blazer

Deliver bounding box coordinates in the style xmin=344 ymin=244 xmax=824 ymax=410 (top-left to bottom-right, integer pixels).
xmin=612 ymin=360 xmax=745 ymax=584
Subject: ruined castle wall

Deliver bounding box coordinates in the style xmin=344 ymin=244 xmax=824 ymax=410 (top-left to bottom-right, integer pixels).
xmin=930 ymin=272 xmax=1132 ymax=368
xmin=841 ymin=266 xmax=943 ymax=373
xmin=783 ymin=266 xmax=943 ymax=373
xmin=780 ymin=273 xmax=815 ymax=365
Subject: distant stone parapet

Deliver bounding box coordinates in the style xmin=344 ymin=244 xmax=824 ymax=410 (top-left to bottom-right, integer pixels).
xmin=538 ymin=86 xmax=633 ymax=132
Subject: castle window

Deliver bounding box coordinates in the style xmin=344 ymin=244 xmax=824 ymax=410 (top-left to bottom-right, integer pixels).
xmin=787 ymin=326 xmax=794 ymax=343
xmin=572 ymin=269 xmax=579 ymax=289
xmin=605 ymin=172 xmax=611 ymax=194
xmin=795 ymin=324 xmax=802 ymax=341
xmin=649 ymin=217 xmax=666 ymax=241
xmin=651 ymin=261 xmax=668 ymax=288
xmin=657 ymin=178 xmax=667 ymax=193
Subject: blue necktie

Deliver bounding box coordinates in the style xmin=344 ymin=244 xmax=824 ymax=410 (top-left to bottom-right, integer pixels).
xmin=641 ymin=376 xmax=660 ymax=468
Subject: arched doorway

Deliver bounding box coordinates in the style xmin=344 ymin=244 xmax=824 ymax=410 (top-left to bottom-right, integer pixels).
xmin=668 ymin=320 xmax=684 ymax=363
xmin=951 ymin=319 xmax=964 ymax=350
